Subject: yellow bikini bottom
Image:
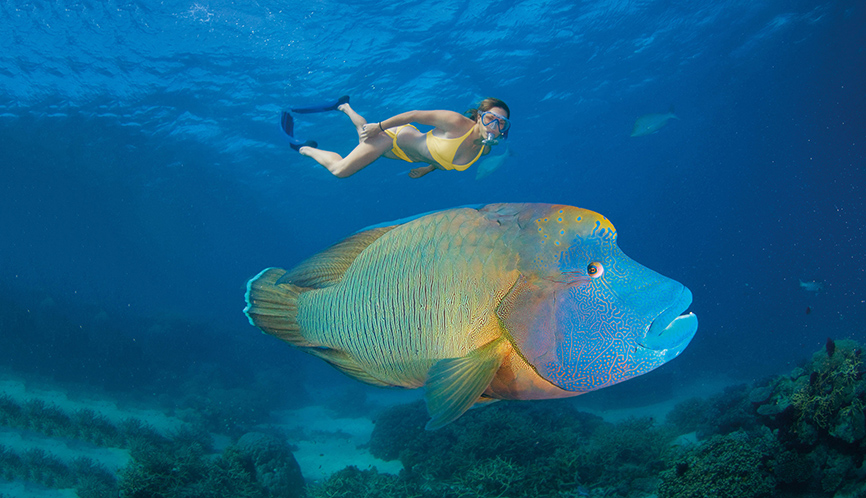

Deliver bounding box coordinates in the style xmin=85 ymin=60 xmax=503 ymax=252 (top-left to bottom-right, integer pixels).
xmin=384 ymin=124 xmax=419 ymax=163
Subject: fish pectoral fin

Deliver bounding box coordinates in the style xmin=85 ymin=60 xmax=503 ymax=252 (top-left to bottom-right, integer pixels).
xmin=424 ymin=337 xmax=509 ymax=430
xmin=276 ymin=225 xmax=396 ymax=288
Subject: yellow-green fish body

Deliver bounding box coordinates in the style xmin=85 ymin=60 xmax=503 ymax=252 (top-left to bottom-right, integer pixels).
xmin=298 ymin=209 xmax=519 ymax=389
xmin=244 ymin=203 xmax=697 ymax=428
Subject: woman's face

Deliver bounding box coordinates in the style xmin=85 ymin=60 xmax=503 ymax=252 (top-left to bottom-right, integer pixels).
xmin=478 ymin=106 xmax=511 ymax=138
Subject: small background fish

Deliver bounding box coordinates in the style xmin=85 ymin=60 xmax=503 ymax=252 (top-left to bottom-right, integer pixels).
xmin=800 ymin=279 xmax=825 ymax=292
xmin=475 ymin=144 xmax=513 ymax=180
xmin=631 ymin=106 xmax=679 ymax=137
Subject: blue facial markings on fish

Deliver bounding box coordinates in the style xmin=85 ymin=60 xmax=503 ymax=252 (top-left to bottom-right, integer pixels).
xmin=506 ymin=206 xmax=696 ymax=395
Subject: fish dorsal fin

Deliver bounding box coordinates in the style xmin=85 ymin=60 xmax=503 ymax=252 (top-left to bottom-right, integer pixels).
xmin=277 ymin=226 xmax=396 ymax=288
xmin=424 ymin=337 xmax=510 ymax=430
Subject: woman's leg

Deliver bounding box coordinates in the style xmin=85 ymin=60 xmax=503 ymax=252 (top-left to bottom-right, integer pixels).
xmin=338 ymin=103 xmax=368 ymax=139
xmin=297 ymin=103 xmax=383 ymax=178
xmin=299 ymin=133 xmax=392 ymax=178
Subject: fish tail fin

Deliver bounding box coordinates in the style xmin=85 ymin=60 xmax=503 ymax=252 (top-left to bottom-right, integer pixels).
xmin=244 ymin=267 xmax=312 ymax=348
xmin=244 ymin=267 xmax=395 ymax=388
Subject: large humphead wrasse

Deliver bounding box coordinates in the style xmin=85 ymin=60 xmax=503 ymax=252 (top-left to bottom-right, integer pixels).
xmin=244 ymin=203 xmax=697 ymax=429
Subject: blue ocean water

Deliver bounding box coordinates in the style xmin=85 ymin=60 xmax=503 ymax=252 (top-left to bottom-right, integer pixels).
xmin=0 ymin=0 xmax=864 ymax=493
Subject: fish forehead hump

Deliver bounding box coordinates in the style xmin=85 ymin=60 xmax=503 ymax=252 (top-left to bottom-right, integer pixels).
xmin=478 ymin=203 xmax=615 ymax=235
xmin=530 ymin=204 xmax=616 ymax=244
xmin=482 ymin=204 xmax=617 ymax=276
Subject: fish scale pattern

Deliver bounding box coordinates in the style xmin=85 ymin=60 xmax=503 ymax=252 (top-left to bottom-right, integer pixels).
xmin=298 ymin=208 xmax=518 ymax=387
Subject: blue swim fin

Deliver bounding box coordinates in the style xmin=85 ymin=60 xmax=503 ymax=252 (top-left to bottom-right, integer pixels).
xmin=280 ymin=111 xmax=318 ymax=151
xmin=280 ymin=110 xmax=295 ymax=136
xmin=290 ymin=95 xmax=350 ymax=114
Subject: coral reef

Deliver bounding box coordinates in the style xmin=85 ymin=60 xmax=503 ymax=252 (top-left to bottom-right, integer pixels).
xmin=361 ymin=400 xmax=674 ymax=497
xmin=117 ymin=426 xmax=306 ymax=497
xmin=665 ymin=383 xmax=761 ymax=439
xmin=0 ymin=393 xmax=306 ymax=498
xmin=658 ymin=429 xmax=780 ymax=498
xmin=0 ymin=395 xmax=133 ymax=448
xmin=236 ymin=432 xmax=306 ymax=498
xmin=319 ymin=339 xmax=866 ymax=498
xmin=308 ymin=466 xmax=412 ymax=498
xmin=0 ymin=394 xmax=147 ymax=497
xmin=663 ymin=338 xmax=866 ymax=497
xmin=0 ymin=445 xmax=117 ymax=498
xmin=119 ymin=431 xmax=257 ymax=498
xmin=786 ymin=339 xmax=865 ymax=443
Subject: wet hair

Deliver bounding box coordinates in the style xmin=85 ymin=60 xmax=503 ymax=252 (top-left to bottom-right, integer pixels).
xmin=467 ymin=97 xmax=510 ymax=120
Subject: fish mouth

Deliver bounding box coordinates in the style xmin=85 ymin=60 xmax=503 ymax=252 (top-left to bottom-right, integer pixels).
xmin=640 ymin=287 xmax=698 ymax=357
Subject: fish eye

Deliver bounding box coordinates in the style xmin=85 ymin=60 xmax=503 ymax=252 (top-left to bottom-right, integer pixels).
xmin=587 ymin=262 xmax=604 ymax=278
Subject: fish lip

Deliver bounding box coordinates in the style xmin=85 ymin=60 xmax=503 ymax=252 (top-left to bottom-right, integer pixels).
xmin=640 ymin=287 xmax=698 ymax=353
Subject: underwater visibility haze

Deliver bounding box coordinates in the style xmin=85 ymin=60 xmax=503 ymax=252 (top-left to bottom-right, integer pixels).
xmin=1 ymin=0 xmax=865 ymax=497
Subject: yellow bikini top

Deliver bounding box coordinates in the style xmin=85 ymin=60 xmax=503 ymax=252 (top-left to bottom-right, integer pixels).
xmin=426 ymin=127 xmax=484 ymax=171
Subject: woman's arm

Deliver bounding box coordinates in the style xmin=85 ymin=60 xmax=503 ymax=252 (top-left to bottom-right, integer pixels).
xmin=361 ymin=110 xmax=469 ymax=141
xmin=387 ymin=110 xmax=466 ymax=130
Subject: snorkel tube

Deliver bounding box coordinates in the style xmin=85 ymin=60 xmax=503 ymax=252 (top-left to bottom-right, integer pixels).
xmin=481 ymin=132 xmax=499 ymax=146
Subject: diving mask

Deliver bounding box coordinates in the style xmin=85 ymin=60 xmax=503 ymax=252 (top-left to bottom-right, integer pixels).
xmin=480 ymin=111 xmax=511 ymax=136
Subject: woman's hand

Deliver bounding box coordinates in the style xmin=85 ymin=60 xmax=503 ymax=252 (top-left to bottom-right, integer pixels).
xmin=360 ymin=122 xmax=383 ymax=142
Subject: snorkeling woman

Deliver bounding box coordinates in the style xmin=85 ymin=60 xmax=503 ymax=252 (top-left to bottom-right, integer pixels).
xmin=281 ymin=97 xmax=510 ymax=179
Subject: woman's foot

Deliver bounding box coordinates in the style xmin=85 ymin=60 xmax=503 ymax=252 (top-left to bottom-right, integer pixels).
xmin=409 ymin=165 xmax=436 ymax=179
xmin=289 ymin=139 xmax=318 ymax=152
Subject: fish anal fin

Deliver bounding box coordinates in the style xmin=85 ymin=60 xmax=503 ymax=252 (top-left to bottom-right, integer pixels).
xmin=311 ymin=349 xmax=393 ymax=387
xmin=424 ymin=337 xmax=510 ymax=430
xmin=471 ymin=397 xmax=501 ymax=409
xmin=278 ymin=226 xmax=396 ymax=288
